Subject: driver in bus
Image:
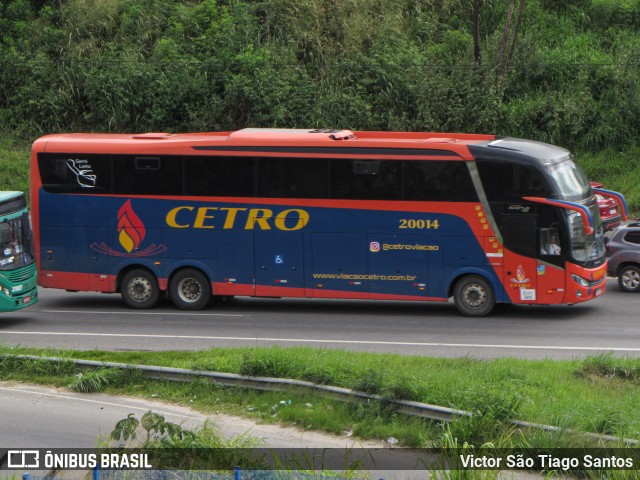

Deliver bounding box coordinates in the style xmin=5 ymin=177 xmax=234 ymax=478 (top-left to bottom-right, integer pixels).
xmin=541 ymin=232 xmax=561 ymax=255
xmin=0 ymin=222 xmax=17 ymax=264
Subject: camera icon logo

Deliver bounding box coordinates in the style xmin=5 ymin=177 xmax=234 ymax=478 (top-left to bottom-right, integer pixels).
xmin=7 ymin=450 xmax=40 ymax=469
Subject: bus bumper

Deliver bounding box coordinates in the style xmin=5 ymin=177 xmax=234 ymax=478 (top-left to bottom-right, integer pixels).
xmin=0 ymin=286 xmax=38 ymax=312
xmin=565 ymin=265 xmax=606 ymax=304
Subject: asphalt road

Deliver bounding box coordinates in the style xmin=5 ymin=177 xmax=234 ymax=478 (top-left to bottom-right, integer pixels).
xmin=1 ymin=278 xmax=639 ymax=359
xmin=0 ymin=381 xmax=387 ymax=449
xmin=0 ymin=285 xmax=629 ymax=479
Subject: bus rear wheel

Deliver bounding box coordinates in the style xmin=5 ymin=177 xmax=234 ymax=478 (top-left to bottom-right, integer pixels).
xmin=170 ymin=268 xmax=211 ymax=311
xmin=121 ymin=269 xmax=160 ymax=309
xmin=453 ymin=275 xmax=495 ymax=317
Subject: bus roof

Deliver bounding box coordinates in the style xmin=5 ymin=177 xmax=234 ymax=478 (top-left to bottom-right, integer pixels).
xmin=32 ymin=129 xmax=498 ymax=159
xmin=471 ymin=137 xmax=572 ymax=165
xmin=0 ymin=191 xmax=26 ymax=216
xmin=32 ymin=129 xmax=571 ymax=164
xmin=0 ymin=191 xmax=23 ymax=202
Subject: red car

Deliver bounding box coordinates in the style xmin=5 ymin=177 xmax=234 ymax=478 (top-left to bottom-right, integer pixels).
xmin=591 ymin=182 xmax=624 ymax=232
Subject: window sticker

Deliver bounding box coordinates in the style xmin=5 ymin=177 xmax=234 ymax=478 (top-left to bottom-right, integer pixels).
xmin=66 ymin=159 xmax=97 ymax=188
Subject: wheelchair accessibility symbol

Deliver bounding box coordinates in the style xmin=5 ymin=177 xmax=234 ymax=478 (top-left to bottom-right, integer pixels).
xmin=275 ymin=255 xmax=284 ymax=264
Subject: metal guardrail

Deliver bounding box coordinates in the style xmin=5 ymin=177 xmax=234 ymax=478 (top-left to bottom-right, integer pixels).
xmin=6 ymin=354 xmax=638 ymax=446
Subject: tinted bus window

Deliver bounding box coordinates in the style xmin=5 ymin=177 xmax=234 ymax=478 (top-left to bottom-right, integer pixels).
xmin=38 ymin=154 xmax=112 ymax=193
xmin=185 ymin=156 xmax=256 ymax=197
xmin=330 ymin=160 xmax=402 ymax=200
xmin=113 ymin=156 xmax=183 ymax=195
xmin=404 ymin=161 xmax=477 ymax=201
xmin=477 ymin=161 xmax=551 ymax=202
xmin=257 ymin=157 xmax=329 ymax=198
xmin=39 ymin=152 xmax=479 ymax=202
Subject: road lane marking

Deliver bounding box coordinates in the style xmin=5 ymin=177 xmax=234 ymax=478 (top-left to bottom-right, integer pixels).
xmin=42 ymin=309 xmax=247 ymax=317
xmin=1 ymin=330 xmax=640 ymax=352
xmin=0 ymin=384 xmax=199 ymax=420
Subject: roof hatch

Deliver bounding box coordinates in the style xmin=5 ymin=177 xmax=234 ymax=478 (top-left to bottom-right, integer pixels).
xmin=228 ymin=128 xmax=356 ymax=141
xmin=132 ymin=133 xmax=173 ymax=140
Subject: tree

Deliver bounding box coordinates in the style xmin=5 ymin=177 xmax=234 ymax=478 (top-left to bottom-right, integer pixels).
xmin=497 ymin=0 xmax=526 ymax=76
xmin=472 ymin=0 xmax=526 ymax=76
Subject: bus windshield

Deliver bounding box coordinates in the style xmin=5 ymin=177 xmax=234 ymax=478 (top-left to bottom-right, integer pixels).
xmin=0 ymin=214 xmax=35 ymax=271
xmin=567 ymin=207 xmax=605 ymax=263
xmin=546 ymin=157 xmax=591 ymax=201
xmin=544 ymin=157 xmax=605 ymax=263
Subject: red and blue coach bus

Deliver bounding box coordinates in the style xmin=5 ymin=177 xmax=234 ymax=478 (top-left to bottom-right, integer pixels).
xmin=30 ymin=129 xmax=627 ymax=316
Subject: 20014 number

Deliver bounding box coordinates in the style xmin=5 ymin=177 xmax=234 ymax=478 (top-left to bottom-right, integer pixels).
xmin=399 ymin=219 xmax=440 ymax=229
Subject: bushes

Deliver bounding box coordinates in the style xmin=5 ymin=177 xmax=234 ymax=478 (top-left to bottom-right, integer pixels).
xmin=2 ymin=0 xmax=640 ymax=156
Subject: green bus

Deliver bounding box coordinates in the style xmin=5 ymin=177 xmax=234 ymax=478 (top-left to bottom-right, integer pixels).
xmin=0 ymin=191 xmax=38 ymax=311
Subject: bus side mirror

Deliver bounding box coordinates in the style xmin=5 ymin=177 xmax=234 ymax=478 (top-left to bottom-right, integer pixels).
xmin=524 ymin=196 xmax=594 ymax=236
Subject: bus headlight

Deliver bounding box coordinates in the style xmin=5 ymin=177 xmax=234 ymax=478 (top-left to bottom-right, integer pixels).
xmin=571 ymin=274 xmax=590 ymax=287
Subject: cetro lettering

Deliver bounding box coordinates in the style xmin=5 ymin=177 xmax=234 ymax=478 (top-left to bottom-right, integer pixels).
xmin=165 ymin=206 xmax=310 ymax=231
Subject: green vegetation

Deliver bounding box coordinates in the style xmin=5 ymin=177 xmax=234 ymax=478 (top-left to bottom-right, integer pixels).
xmin=0 ymin=136 xmax=30 ymax=195
xmin=2 ymin=0 xmax=640 ymax=152
xmin=3 ymin=347 xmax=640 ymax=452
xmin=110 ymin=411 xmax=265 ymax=470
xmin=3 ymin=0 xmax=640 ymax=208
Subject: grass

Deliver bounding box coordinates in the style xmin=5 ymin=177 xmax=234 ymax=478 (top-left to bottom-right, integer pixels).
xmin=2 ymin=346 xmax=640 ymax=451
xmin=578 ymin=146 xmax=640 ymax=215
xmin=0 ymin=135 xmax=31 ymax=197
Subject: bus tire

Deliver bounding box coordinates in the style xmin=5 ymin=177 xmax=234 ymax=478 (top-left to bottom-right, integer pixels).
xmin=618 ymin=265 xmax=640 ymax=293
xmin=453 ymin=275 xmax=495 ymax=317
xmin=169 ymin=268 xmax=211 ymax=311
xmin=121 ymin=269 xmax=160 ymax=309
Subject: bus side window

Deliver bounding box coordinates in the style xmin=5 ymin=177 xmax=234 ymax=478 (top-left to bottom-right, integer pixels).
xmin=0 ymin=222 xmax=11 ymax=246
xmin=38 ymin=154 xmax=112 ymax=193
xmin=477 ymin=161 xmax=551 ymax=201
xmin=540 ymin=228 xmax=561 ymax=255
xmin=113 ymin=156 xmax=182 ymax=195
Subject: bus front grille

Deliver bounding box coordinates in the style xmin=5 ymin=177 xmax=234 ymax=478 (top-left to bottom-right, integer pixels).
xmin=8 ymin=264 xmax=37 ymax=283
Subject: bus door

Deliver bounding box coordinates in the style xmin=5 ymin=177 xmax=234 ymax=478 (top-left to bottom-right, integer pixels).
xmin=309 ymin=233 xmax=368 ymax=298
xmin=88 ymin=226 xmax=112 ymax=291
xmin=500 ymin=214 xmax=538 ymax=303
xmin=535 ymin=226 xmax=567 ymax=304
xmin=367 ymin=234 xmax=430 ymax=298
xmin=40 ymin=225 xmax=91 ymax=290
xmin=254 ymin=229 xmax=304 ymax=296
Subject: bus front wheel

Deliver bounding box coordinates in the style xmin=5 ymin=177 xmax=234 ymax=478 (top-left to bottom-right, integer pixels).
xmin=121 ymin=269 xmax=160 ymax=309
xmin=169 ymin=268 xmax=211 ymax=311
xmin=453 ymin=275 xmax=495 ymax=317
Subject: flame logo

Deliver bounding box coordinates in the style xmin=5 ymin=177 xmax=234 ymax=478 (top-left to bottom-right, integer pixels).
xmin=90 ymin=200 xmax=166 ymax=258
xmin=516 ymin=265 xmax=526 ymax=283
xmin=118 ymin=200 xmax=146 ymax=253
xmin=510 ymin=265 xmax=530 ymax=284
